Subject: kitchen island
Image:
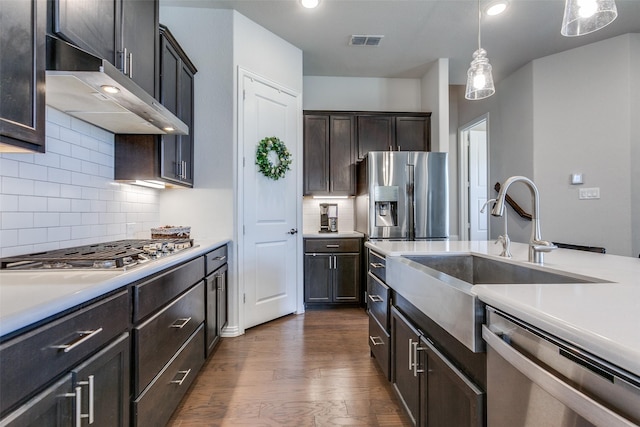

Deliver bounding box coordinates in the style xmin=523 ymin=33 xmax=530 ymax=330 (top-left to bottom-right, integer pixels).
xmin=365 ymin=239 xmax=640 ymax=379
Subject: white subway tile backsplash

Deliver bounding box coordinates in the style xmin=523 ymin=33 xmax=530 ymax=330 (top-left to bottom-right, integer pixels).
xmin=34 ymin=213 xmax=60 ymax=227
xmin=1 ymin=110 xmax=162 ymax=256
xmin=0 ymin=158 xmax=19 ymax=177
xmin=1 ymin=177 xmax=35 ymax=195
xmin=19 ymin=196 xmax=48 ymax=212
xmin=18 ymin=228 xmax=48 ymax=245
xmin=34 ymin=182 xmax=61 ymax=198
xmin=48 ymin=198 xmax=71 ymax=212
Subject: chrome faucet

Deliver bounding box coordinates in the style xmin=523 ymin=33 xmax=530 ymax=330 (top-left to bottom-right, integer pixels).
xmin=491 ymin=176 xmax=556 ymax=264
xmin=481 ymin=198 xmax=512 ymax=258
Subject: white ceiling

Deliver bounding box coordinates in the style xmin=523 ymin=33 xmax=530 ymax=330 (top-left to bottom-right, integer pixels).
xmin=160 ymin=0 xmax=640 ymax=84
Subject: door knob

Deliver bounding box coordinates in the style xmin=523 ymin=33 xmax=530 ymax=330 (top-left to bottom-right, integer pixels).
xmin=287 ymin=228 xmax=298 ymax=235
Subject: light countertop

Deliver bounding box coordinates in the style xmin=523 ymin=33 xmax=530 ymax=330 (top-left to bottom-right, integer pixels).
xmin=303 ymin=231 xmax=364 ymax=239
xmin=365 ymin=240 xmax=640 ymax=377
xmin=0 ymin=238 xmax=230 ymax=338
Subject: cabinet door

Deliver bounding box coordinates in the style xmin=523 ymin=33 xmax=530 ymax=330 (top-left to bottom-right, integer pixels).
xmin=391 ymin=307 xmax=421 ymax=425
xmin=178 ymin=62 xmax=195 ymax=185
xmin=72 ymin=333 xmax=130 ymax=427
xmin=217 ymin=265 xmax=228 ymax=333
xmin=205 ymin=274 xmax=219 ymax=356
xmin=304 ymin=254 xmax=332 ymax=302
xmin=53 ymin=0 xmax=118 ymax=63
xmin=329 ymin=116 xmax=355 ymax=195
xmin=121 ymin=0 xmax=158 ymax=96
xmin=303 ymin=115 xmax=330 ymax=195
xmin=357 ymin=115 xmax=394 ymax=160
xmin=0 ymin=375 xmax=73 ymax=427
xmin=420 ymin=336 xmax=484 ymax=427
xmin=333 ymin=253 xmax=360 ymax=302
xmin=396 ymin=116 xmax=430 ymax=152
xmin=0 ymin=0 xmax=46 ymax=152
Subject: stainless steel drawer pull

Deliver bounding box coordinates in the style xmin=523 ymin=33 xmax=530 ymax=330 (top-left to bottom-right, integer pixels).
xmin=77 ymin=375 xmax=95 ymax=424
xmin=52 ymin=328 xmax=103 ymax=353
xmin=170 ymin=369 xmax=192 ymax=386
xmin=369 ymin=336 xmax=384 ymax=346
xmin=170 ymin=317 xmax=192 ymax=329
xmin=368 ymin=294 xmax=383 ymax=303
xmin=64 ymin=386 xmax=83 ymax=427
xmin=326 ymin=244 xmax=340 ymax=248
xmin=369 ymin=262 xmax=385 ymax=269
xmin=213 ymin=255 xmax=227 ymax=262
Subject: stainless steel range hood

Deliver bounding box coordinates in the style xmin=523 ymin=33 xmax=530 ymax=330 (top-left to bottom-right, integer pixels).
xmin=45 ymin=36 xmax=188 ymax=135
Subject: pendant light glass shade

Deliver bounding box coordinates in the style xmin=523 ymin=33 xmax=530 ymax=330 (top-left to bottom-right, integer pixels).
xmin=561 ymin=0 xmax=617 ymax=36
xmin=465 ymin=48 xmax=495 ymax=100
xmin=465 ymin=0 xmax=495 ymax=100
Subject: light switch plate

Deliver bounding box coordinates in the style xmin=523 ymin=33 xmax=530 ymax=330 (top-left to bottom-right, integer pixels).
xmin=579 ymin=187 xmax=600 ymax=200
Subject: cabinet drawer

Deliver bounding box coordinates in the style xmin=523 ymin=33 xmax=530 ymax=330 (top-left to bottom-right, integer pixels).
xmin=368 ymin=250 xmax=386 ymax=282
xmin=134 ymin=281 xmax=205 ymax=395
xmin=368 ymin=313 xmax=390 ymax=380
xmin=304 ymin=238 xmax=360 ymax=253
xmin=0 ymin=291 xmax=128 ymax=416
xmin=367 ymin=272 xmax=390 ymax=331
xmin=133 ymin=325 xmax=205 ymax=427
xmin=205 ymin=245 xmax=227 ymax=276
xmin=133 ymin=256 xmax=204 ymax=322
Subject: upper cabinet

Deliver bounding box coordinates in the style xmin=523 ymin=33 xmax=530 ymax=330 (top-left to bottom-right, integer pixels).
xmin=303 ymin=113 xmax=355 ymax=196
xmin=0 ymin=0 xmax=46 ymax=152
xmin=52 ymin=0 xmax=158 ymax=97
xmin=115 ymin=25 xmax=197 ymax=187
xmin=356 ymin=113 xmax=431 ymax=160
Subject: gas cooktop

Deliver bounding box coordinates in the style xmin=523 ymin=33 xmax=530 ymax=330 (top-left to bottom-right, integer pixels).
xmin=0 ymin=239 xmax=195 ymax=271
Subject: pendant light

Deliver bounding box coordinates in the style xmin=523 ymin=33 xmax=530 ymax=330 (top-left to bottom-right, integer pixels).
xmin=465 ymin=0 xmax=495 ymax=100
xmin=561 ymin=0 xmax=617 ymax=36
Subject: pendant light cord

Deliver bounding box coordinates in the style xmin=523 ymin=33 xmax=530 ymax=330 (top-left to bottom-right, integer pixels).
xmin=477 ymin=0 xmax=482 ymax=50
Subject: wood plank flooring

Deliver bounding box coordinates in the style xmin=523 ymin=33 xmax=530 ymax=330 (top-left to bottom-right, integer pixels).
xmin=168 ymin=308 xmax=412 ymax=426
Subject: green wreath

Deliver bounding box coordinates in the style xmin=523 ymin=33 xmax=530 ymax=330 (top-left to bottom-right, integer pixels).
xmin=255 ymin=136 xmax=292 ymax=180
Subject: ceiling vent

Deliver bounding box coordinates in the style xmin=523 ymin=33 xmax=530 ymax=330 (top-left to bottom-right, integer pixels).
xmin=349 ymin=35 xmax=384 ymax=46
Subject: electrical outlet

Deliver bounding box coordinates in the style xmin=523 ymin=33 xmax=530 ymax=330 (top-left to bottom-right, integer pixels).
xmin=126 ymin=223 xmax=136 ymax=238
xmin=579 ymin=187 xmax=600 ymax=200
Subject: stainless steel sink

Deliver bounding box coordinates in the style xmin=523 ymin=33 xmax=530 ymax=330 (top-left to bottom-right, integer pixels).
xmin=386 ymin=254 xmax=603 ymax=353
xmin=404 ymin=254 xmax=599 ymax=285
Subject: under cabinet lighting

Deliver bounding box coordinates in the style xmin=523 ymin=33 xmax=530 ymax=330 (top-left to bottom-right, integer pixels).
xmin=313 ymin=196 xmax=349 ymax=199
xmin=101 ymin=85 xmax=120 ymax=94
xmin=133 ymin=180 xmax=166 ymax=189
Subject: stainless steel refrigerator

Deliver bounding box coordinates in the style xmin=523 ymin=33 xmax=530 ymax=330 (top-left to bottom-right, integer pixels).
xmin=355 ymin=151 xmax=449 ymax=240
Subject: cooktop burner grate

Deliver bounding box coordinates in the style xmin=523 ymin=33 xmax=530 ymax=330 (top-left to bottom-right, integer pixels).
xmin=0 ymin=239 xmax=194 ymax=270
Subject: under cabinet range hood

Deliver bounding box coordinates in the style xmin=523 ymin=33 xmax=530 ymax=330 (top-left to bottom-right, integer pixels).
xmin=45 ymin=36 xmax=188 ymax=135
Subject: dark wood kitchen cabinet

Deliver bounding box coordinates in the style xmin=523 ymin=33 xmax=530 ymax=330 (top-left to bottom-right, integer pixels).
xmin=52 ymin=0 xmax=158 ymax=96
xmin=303 ymin=113 xmax=355 ymax=196
xmin=115 ymin=25 xmax=197 ymax=187
xmin=0 ymin=291 xmax=130 ymax=425
xmin=304 ymin=238 xmax=361 ymax=306
xmin=391 ymin=307 xmax=421 ymax=425
xmin=357 ymin=113 xmax=431 ymax=160
xmin=0 ymin=0 xmax=46 ymax=152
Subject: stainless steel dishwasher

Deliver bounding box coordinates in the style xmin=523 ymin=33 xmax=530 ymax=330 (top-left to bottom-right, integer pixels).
xmin=483 ymin=307 xmax=640 ymax=427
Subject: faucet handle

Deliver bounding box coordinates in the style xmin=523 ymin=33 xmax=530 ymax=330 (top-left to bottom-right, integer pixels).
xmin=532 ymin=240 xmax=558 ymax=253
xmin=480 ymin=199 xmax=497 ymax=214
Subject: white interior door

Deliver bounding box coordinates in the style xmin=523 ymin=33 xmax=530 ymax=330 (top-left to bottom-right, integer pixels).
xmin=469 ymin=129 xmax=488 ymax=240
xmin=241 ymin=73 xmax=299 ymax=329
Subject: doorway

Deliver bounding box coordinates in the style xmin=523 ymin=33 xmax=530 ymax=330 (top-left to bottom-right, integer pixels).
xmin=458 ymin=115 xmax=489 ymax=241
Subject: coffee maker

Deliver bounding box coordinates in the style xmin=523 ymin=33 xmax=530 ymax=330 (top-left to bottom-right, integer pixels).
xmin=319 ymin=203 xmax=338 ymax=233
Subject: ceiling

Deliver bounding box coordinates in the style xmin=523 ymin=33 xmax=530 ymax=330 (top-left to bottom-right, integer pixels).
xmin=160 ymin=0 xmax=640 ymax=85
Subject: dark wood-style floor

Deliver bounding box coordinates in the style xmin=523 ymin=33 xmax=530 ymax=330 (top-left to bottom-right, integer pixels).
xmin=168 ymin=308 xmax=412 ymax=426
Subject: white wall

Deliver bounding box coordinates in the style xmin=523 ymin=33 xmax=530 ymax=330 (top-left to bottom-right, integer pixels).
xmin=0 ymin=107 xmax=161 ymax=257
xmin=421 ymin=58 xmax=450 ymax=152
xmin=533 ymin=34 xmax=634 ymax=256
xmin=303 ymin=76 xmax=421 ymax=111
xmin=158 ymin=8 xmax=235 ymax=241
xmin=456 ymin=34 xmax=638 ymax=256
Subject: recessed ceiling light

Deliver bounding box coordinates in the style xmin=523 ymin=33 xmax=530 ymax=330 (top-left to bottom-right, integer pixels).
xmin=301 ymin=0 xmax=319 ymax=8
xmin=486 ymin=0 xmax=509 ymax=16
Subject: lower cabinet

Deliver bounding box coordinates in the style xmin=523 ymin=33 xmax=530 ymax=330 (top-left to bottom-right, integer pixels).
xmin=304 ymin=238 xmax=361 ymax=306
xmin=391 ymin=306 xmax=485 ymax=427
xmin=0 ymin=332 xmax=130 ymax=427
xmin=205 ymin=244 xmax=228 ymax=356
